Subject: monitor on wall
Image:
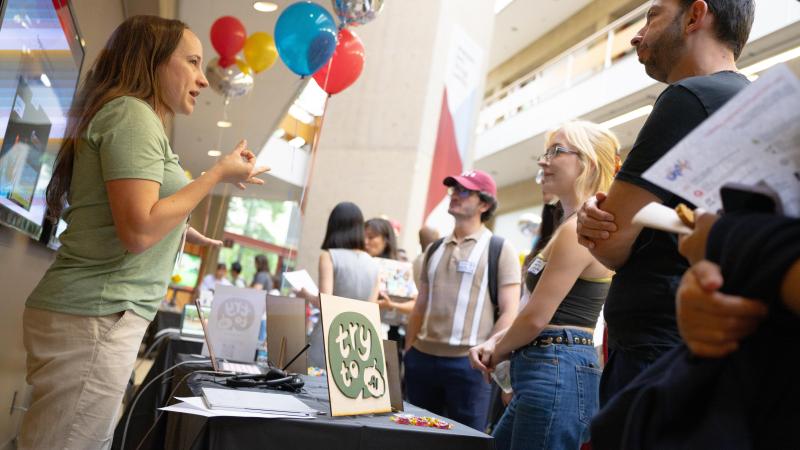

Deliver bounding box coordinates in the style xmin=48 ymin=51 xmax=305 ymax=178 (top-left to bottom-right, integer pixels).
xmin=0 ymin=0 xmax=84 ymax=240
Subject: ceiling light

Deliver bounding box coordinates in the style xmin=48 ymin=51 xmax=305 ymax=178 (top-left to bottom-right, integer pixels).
xmin=600 ymin=105 xmax=653 ymax=129
xmin=217 ymin=120 xmax=232 ymax=128
xmin=253 ymin=1 xmax=278 ymax=12
xmin=741 ymin=46 xmax=800 ymax=77
xmin=288 ymin=137 xmax=306 ymax=147
xmin=207 ymin=150 xmax=221 ymax=157
xmin=40 ymin=73 xmax=51 ymax=88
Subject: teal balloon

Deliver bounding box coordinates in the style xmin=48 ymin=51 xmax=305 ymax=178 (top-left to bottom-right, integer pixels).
xmin=275 ymin=2 xmax=338 ymax=76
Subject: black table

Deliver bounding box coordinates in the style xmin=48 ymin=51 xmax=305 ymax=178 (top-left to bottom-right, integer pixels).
xmin=161 ymin=358 xmax=494 ymax=450
xmin=113 ymin=335 xmax=204 ymax=450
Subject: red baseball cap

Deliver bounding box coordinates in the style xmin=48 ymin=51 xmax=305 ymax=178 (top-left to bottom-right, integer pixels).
xmin=443 ymin=170 xmax=497 ymax=198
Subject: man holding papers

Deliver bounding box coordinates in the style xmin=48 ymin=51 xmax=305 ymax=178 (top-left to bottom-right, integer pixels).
xmin=575 ymin=0 xmax=755 ymax=405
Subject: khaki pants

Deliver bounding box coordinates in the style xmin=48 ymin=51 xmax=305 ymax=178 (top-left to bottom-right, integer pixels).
xmin=19 ymin=307 xmax=149 ymax=450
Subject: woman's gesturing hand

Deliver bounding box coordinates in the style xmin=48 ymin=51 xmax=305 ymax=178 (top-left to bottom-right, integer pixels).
xmin=211 ymin=140 xmax=270 ymax=190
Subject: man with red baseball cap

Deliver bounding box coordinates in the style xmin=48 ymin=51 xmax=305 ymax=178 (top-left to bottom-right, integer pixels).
xmin=405 ymin=170 xmax=520 ymax=431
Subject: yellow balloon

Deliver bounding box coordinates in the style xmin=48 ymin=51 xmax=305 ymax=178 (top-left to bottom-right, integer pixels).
xmin=243 ymin=32 xmax=278 ymax=74
xmin=235 ymin=59 xmax=252 ymax=76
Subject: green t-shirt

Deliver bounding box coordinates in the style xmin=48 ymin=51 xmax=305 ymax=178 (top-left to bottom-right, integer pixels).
xmin=27 ymin=96 xmax=189 ymax=320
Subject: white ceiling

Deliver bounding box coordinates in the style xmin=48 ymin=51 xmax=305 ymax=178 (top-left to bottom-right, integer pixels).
xmin=488 ymin=0 xmax=592 ymax=70
xmin=172 ymin=0 xmax=314 ymax=199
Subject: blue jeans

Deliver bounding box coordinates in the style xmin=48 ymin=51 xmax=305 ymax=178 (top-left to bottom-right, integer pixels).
xmin=404 ymin=347 xmax=492 ymax=431
xmin=493 ymin=328 xmax=601 ymax=450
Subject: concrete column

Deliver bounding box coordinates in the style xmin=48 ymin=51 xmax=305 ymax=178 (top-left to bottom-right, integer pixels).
xmin=295 ymin=0 xmax=494 ymax=279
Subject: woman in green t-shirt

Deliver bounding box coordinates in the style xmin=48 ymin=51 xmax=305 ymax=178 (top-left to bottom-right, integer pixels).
xmin=19 ymin=16 xmax=268 ymax=449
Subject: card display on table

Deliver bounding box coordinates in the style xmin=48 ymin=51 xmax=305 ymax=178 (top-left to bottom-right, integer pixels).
xmin=320 ymin=293 xmax=392 ymax=416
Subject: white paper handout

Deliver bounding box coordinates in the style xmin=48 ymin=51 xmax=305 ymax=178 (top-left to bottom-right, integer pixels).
xmin=201 ymin=285 xmax=266 ymax=363
xmin=632 ymin=202 xmax=693 ymax=235
xmin=283 ymin=270 xmax=319 ymax=296
xmin=642 ymin=63 xmax=800 ymax=217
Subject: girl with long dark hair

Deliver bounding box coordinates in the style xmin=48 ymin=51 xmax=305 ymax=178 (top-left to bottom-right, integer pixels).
xmin=297 ymin=202 xmax=380 ymax=367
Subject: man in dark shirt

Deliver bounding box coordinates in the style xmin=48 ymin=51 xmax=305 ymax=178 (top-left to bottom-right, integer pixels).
xmin=576 ymin=0 xmax=755 ymax=404
xmin=590 ymin=214 xmax=800 ymax=449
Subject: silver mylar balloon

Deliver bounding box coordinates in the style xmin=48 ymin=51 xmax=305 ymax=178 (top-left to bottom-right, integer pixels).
xmin=332 ymin=0 xmax=385 ymax=27
xmin=205 ymin=58 xmax=254 ymax=98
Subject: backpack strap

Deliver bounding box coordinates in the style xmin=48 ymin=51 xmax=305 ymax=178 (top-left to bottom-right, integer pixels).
xmin=422 ymin=237 xmax=445 ymax=274
xmin=487 ymin=235 xmax=504 ymax=321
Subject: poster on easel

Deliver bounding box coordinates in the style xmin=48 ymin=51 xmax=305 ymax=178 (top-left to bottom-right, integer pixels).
xmin=320 ymin=293 xmax=391 ymax=416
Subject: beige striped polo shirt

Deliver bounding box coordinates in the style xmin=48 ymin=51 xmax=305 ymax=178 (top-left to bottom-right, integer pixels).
xmin=414 ymin=227 xmax=520 ymax=357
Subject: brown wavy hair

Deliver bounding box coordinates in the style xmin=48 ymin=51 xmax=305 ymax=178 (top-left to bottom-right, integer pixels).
xmin=46 ymin=15 xmax=188 ymax=219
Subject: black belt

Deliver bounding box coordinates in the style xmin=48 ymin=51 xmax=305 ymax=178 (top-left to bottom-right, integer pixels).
xmin=527 ymin=335 xmax=594 ymax=347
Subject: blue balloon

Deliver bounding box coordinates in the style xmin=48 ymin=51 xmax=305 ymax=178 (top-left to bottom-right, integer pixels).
xmin=275 ymin=2 xmax=338 ymax=76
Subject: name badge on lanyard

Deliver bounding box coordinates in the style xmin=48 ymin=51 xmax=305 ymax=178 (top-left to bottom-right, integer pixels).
xmin=457 ymin=260 xmax=477 ymax=274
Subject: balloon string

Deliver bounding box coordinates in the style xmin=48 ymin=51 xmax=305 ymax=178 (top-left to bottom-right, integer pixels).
xmin=298 ymin=94 xmax=330 ymax=215
xmin=321 ymin=53 xmax=333 ymax=93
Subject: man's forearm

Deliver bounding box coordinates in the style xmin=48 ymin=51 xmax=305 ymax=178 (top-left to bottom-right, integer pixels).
xmin=589 ymin=239 xmax=633 ymax=271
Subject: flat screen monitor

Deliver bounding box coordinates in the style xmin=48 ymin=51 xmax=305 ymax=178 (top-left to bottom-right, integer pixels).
xmin=0 ymin=0 xmax=84 ymax=239
xmin=172 ymin=252 xmax=202 ymax=289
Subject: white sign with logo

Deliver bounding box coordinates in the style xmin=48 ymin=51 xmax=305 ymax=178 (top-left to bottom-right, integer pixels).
xmin=202 ymin=285 xmax=266 ymax=362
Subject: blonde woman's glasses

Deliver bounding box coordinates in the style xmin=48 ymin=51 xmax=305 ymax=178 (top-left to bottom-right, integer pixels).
xmin=538 ymin=145 xmax=579 ymax=161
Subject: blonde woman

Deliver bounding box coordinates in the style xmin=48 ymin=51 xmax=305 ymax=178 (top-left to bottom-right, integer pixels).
xmin=469 ymin=121 xmax=619 ymax=450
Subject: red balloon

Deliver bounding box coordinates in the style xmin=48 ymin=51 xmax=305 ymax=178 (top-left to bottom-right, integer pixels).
xmin=313 ymin=28 xmax=365 ymax=95
xmin=210 ymin=16 xmax=246 ymax=68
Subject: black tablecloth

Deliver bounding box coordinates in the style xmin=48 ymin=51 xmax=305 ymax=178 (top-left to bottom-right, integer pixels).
xmin=143 ymin=307 xmax=183 ymax=347
xmin=113 ymin=335 xmax=203 ymax=450
xmin=161 ymin=358 xmax=494 ymax=450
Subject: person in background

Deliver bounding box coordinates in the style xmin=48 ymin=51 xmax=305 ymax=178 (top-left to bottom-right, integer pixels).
xmin=411 ymin=225 xmax=440 ymax=289
xmin=251 ymin=254 xmax=273 ymax=291
xmin=229 ymin=261 xmax=246 ymax=288
xmin=575 ymin=0 xmax=755 ymax=405
xmin=365 ymin=217 xmax=398 ymax=260
xmin=366 ymin=217 xmax=412 ymax=348
xmin=201 ymin=263 xmax=232 ymax=292
xmin=19 ymin=16 xmax=266 ymax=448
xmin=269 ymin=272 xmax=282 ymax=295
xmin=296 ymin=202 xmax=380 ymax=368
xmin=469 ymin=121 xmax=619 ymax=449
xmin=396 ymin=248 xmax=409 ymax=262
xmin=405 ymin=170 xmax=520 ymax=431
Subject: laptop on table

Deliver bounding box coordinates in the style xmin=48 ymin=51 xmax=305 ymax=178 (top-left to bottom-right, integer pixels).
xmin=194 ymin=298 xmax=263 ymax=375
